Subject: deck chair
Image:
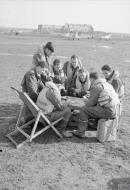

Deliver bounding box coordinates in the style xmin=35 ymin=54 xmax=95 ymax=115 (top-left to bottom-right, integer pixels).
xmin=6 ymin=87 xmax=63 ymax=148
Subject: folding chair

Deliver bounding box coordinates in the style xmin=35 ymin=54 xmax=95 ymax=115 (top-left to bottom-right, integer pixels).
xmin=6 ymin=87 xmax=63 ymax=148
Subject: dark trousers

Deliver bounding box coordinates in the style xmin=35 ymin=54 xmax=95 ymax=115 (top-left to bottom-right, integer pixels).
xmin=47 ymin=107 xmax=72 ymax=132
xmin=78 ymin=105 xmax=116 ymax=133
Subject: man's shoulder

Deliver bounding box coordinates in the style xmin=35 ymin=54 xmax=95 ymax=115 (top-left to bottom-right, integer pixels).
xmin=25 ymin=69 xmax=36 ymax=78
xmin=93 ymin=82 xmax=103 ymax=90
xmin=63 ymin=61 xmax=69 ymax=67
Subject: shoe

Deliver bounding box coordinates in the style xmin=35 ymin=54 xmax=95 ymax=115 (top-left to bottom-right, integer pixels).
xmin=62 ymin=131 xmax=73 ymax=138
xmin=73 ymin=130 xmax=86 ymax=138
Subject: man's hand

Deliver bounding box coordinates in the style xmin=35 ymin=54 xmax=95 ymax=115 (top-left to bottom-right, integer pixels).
xmin=86 ymin=91 xmax=90 ymax=98
xmin=75 ymin=89 xmax=81 ymax=93
xmin=61 ymin=101 xmax=68 ymax=109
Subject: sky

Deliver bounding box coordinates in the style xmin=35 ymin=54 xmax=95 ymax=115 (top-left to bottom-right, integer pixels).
xmin=0 ymin=0 xmax=130 ymax=33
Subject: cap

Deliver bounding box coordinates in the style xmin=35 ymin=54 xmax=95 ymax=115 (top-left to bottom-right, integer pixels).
xmin=45 ymin=42 xmax=54 ymax=52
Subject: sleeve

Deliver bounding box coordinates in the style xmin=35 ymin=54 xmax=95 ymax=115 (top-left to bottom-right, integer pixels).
xmin=21 ymin=75 xmax=26 ymax=92
xmin=46 ymin=88 xmax=63 ymax=110
xmin=33 ymin=52 xmax=47 ymax=65
xmin=85 ymin=87 xmax=101 ymax=107
xmin=85 ymin=71 xmax=90 ymax=90
xmin=62 ymin=62 xmax=68 ymax=77
xmin=38 ymin=80 xmax=45 ymax=92
xmin=59 ymin=72 xmax=66 ymax=84
xmin=111 ymin=79 xmax=120 ymax=93
xmin=78 ymin=58 xmax=83 ymax=69
xmin=25 ymin=73 xmax=39 ymax=102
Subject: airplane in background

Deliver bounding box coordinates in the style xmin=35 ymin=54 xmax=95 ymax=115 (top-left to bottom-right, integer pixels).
xmin=60 ymin=32 xmax=93 ymax=40
xmin=101 ymin=33 xmax=111 ymax=40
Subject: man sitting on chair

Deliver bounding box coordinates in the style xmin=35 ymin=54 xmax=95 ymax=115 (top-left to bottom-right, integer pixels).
xmin=36 ymin=81 xmax=73 ymax=138
xmin=73 ymin=72 xmax=120 ymax=138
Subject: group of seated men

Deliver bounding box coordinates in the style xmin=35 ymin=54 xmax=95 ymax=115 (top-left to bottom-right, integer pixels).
xmin=21 ymin=41 xmax=124 ymax=138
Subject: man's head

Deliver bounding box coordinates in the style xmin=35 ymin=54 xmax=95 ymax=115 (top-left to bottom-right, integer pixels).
xmin=78 ymin=69 xmax=87 ymax=82
xmin=89 ymin=72 xmax=99 ymax=86
xmin=35 ymin=60 xmax=45 ymax=75
xmin=70 ymin=55 xmax=79 ymax=68
xmin=53 ymin=59 xmax=61 ymax=71
xmin=101 ymin=64 xmax=112 ymax=79
xmin=44 ymin=42 xmax=54 ymax=57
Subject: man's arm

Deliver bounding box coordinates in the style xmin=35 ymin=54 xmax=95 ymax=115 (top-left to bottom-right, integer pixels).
xmin=26 ymin=73 xmax=39 ymax=102
xmin=111 ymin=79 xmax=120 ymax=93
xmin=46 ymin=88 xmax=63 ymax=110
xmin=62 ymin=62 xmax=68 ymax=77
xmin=85 ymin=87 xmax=101 ymax=107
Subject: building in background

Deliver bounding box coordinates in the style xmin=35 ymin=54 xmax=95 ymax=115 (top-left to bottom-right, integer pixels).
xmin=38 ymin=23 xmax=94 ymax=33
xmin=37 ymin=23 xmax=94 ymax=39
xmin=63 ymin=23 xmax=94 ymax=34
xmin=38 ymin=24 xmax=63 ymax=33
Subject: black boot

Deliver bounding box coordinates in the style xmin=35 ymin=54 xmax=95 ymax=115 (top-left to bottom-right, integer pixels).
xmin=58 ymin=120 xmax=73 ymax=138
xmin=73 ymin=119 xmax=88 ymax=138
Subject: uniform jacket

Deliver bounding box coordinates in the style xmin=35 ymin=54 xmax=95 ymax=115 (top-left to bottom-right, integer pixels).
xmin=85 ymin=79 xmax=119 ymax=115
xmin=63 ymin=60 xmax=82 ymax=81
xmin=63 ymin=61 xmax=81 ymax=90
xmin=75 ymin=71 xmax=90 ymax=92
xmin=21 ymin=68 xmax=44 ymax=102
xmin=107 ymin=70 xmax=124 ymax=100
xmin=52 ymin=66 xmax=66 ymax=84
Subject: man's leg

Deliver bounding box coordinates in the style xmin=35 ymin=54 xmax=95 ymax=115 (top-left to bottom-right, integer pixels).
xmin=74 ymin=105 xmax=114 ymax=138
xmin=83 ymin=105 xmax=115 ymax=119
xmin=73 ymin=107 xmax=89 ymax=137
xmin=19 ymin=105 xmax=34 ymax=125
xmin=48 ymin=107 xmax=73 ymax=137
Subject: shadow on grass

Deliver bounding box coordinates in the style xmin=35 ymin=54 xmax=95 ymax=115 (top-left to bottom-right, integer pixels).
xmin=0 ymin=103 xmax=21 ymax=144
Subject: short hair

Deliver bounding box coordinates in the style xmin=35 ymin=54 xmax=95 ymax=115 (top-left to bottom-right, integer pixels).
xmin=45 ymin=42 xmax=54 ymax=52
xmin=89 ymin=72 xmax=99 ymax=80
xmin=78 ymin=68 xmax=85 ymax=74
xmin=53 ymin=59 xmax=60 ymax=66
xmin=101 ymin=64 xmax=112 ymax=71
xmin=71 ymin=55 xmax=77 ymax=60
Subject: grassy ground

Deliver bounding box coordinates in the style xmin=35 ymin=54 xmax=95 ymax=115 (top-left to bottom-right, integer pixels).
xmin=0 ymin=34 xmax=130 ymax=190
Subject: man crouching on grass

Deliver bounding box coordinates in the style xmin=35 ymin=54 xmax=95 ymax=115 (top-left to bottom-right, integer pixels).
xmin=73 ymin=72 xmax=120 ymax=138
xmin=36 ymin=81 xmax=73 ymax=138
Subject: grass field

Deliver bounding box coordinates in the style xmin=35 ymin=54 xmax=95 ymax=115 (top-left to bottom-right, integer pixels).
xmin=0 ymin=34 xmax=130 ymax=190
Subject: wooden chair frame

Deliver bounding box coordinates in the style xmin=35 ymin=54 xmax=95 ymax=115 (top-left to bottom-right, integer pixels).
xmin=6 ymin=87 xmax=63 ymax=148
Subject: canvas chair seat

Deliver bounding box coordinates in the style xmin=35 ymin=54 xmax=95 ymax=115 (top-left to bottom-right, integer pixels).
xmin=6 ymin=87 xmax=63 ymax=148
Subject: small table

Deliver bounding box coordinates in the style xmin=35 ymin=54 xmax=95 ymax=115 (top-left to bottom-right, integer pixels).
xmin=62 ymin=96 xmax=86 ymax=110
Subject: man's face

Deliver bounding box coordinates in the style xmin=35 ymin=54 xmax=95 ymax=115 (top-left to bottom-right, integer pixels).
xmin=54 ymin=63 xmax=61 ymax=72
xmin=71 ymin=58 xmax=78 ymax=68
xmin=102 ymin=70 xmax=111 ymax=79
xmin=36 ymin=66 xmax=44 ymax=75
xmin=79 ymin=72 xmax=86 ymax=82
xmin=45 ymin=48 xmax=53 ymax=57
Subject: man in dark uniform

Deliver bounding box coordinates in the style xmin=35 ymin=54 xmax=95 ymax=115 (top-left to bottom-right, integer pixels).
xmin=21 ymin=60 xmax=45 ymax=122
